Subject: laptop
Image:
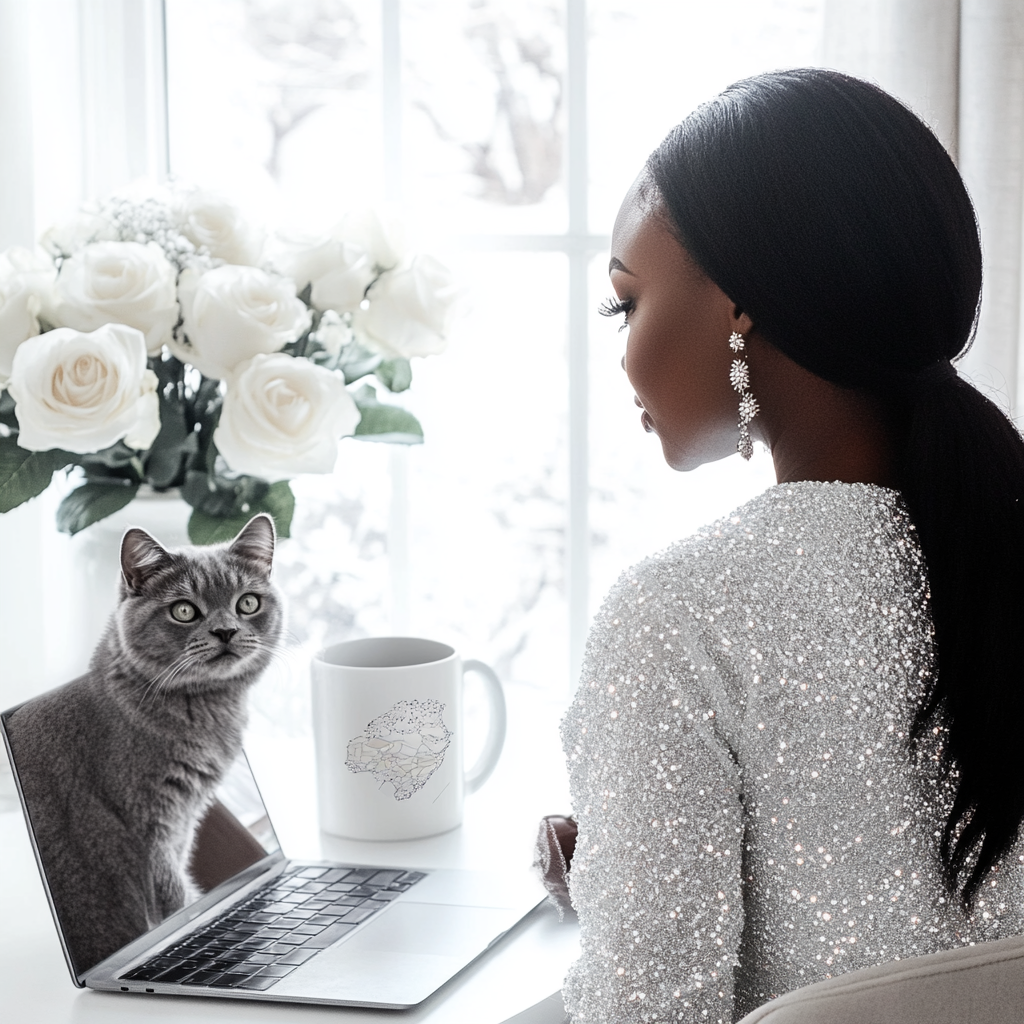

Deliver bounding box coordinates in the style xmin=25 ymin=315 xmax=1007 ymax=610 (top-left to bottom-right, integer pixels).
xmin=1 ymin=698 xmax=544 ymax=1009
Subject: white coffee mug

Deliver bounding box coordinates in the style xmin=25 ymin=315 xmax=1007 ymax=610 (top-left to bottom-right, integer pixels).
xmin=311 ymin=637 xmax=506 ymax=841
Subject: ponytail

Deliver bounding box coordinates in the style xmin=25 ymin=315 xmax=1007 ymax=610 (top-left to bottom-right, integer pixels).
xmin=894 ymin=374 xmax=1024 ymax=903
xmin=648 ymin=67 xmax=1024 ymax=905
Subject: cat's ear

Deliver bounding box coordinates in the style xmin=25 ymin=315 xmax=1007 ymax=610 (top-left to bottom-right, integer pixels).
xmin=120 ymin=528 xmax=174 ymax=594
xmin=229 ymin=514 xmax=276 ymax=577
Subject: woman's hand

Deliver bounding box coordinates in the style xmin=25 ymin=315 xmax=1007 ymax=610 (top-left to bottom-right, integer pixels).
xmin=533 ymin=814 xmax=578 ymax=919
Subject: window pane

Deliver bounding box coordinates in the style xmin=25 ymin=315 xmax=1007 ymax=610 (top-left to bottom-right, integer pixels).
xmin=167 ymin=0 xmax=384 ymax=228
xmin=403 ymin=0 xmax=568 ymax=235
xmin=407 ymin=251 xmax=569 ymax=685
xmin=588 ymin=0 xmax=824 ymax=234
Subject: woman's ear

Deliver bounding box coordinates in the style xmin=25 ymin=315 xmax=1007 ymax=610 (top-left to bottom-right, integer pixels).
xmin=731 ymin=306 xmax=755 ymax=337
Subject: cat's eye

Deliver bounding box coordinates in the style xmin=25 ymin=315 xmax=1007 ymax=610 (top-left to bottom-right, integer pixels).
xmin=237 ymin=593 xmax=260 ymax=615
xmin=170 ymin=601 xmax=198 ymax=623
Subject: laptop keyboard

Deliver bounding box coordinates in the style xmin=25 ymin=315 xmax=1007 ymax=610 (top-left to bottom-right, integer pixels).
xmin=119 ymin=864 xmax=426 ymax=992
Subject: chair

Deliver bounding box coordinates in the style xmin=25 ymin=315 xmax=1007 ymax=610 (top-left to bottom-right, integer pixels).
xmin=737 ymin=933 xmax=1024 ymax=1024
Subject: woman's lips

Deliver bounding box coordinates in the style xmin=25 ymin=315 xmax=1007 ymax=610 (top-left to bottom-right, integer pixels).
xmin=634 ymin=395 xmax=654 ymax=432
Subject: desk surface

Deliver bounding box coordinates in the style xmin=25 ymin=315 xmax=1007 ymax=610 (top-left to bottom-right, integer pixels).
xmin=0 ymin=679 xmax=578 ymax=1023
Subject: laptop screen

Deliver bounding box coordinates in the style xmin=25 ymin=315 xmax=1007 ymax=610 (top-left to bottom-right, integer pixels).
xmin=2 ymin=693 xmax=280 ymax=979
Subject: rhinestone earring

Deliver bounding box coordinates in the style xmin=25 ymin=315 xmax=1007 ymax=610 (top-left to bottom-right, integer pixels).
xmin=728 ymin=331 xmax=757 ymax=460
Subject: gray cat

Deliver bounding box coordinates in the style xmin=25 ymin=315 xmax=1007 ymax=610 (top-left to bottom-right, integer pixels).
xmin=4 ymin=513 xmax=283 ymax=975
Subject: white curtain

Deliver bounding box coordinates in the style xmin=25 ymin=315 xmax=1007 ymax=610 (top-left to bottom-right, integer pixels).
xmin=824 ymin=0 xmax=1024 ymax=416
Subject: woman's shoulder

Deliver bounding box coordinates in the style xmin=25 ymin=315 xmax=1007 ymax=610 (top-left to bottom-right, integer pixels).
xmin=598 ymin=480 xmax=922 ymax=622
xmin=577 ymin=480 xmax=929 ymax=732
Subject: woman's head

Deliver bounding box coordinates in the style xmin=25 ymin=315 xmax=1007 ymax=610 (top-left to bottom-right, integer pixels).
xmin=609 ymin=178 xmax=753 ymax=469
xmin=644 ymin=68 xmax=981 ymax=388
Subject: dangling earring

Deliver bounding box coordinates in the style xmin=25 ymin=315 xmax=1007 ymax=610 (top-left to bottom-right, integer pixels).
xmin=728 ymin=331 xmax=757 ymax=461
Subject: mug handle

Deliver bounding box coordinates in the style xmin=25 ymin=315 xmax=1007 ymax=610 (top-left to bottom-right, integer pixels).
xmin=463 ymin=659 xmax=507 ymax=794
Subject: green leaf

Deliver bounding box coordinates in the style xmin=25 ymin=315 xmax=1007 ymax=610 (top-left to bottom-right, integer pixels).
xmin=0 ymin=439 xmax=76 ymax=513
xmin=353 ymin=404 xmax=424 ymax=444
xmin=56 ymin=480 xmax=139 ymax=535
xmin=338 ymin=343 xmax=383 ymax=384
xmin=351 ymin=382 xmax=379 ymax=407
xmin=194 ymin=376 xmax=223 ymax=415
xmin=185 ymin=378 xmax=224 ymax=477
xmin=152 ymin=351 xmax=186 ymax=389
xmin=188 ymin=480 xmax=295 ymax=545
xmin=80 ymin=441 xmax=140 ymax=470
xmin=350 ymin=383 xmax=423 ymax=444
xmin=180 ymin=470 xmax=270 ymax=518
xmin=375 ymin=357 xmax=413 ymax=393
xmin=0 ymin=389 xmax=16 ymax=429
xmin=144 ymin=388 xmax=194 ymax=489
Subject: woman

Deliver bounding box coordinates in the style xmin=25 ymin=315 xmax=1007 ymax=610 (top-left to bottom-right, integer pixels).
xmin=559 ymin=69 xmax=1024 ymax=1023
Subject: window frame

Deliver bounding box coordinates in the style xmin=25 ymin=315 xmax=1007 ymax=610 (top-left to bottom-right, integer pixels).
xmin=373 ymin=0 xmax=606 ymax=686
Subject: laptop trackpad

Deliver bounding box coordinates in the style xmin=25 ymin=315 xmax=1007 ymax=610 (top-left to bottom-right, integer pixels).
xmin=276 ymin=903 xmax=519 ymax=1007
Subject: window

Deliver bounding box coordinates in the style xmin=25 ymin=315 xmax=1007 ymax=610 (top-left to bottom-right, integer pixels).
xmin=165 ymin=0 xmax=821 ymax=700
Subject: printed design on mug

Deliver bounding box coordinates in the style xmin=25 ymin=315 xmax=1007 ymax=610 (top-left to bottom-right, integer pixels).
xmin=345 ymin=699 xmax=452 ymax=801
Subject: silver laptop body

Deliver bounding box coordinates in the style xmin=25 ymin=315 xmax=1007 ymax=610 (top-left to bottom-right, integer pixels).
xmin=2 ymin=704 xmax=543 ymax=1009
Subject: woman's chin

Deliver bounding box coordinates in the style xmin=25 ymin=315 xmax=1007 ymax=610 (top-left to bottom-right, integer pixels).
xmin=663 ymin=436 xmax=741 ymax=472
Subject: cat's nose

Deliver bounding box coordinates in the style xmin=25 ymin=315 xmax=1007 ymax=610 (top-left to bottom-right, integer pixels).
xmin=210 ymin=627 xmax=238 ymax=644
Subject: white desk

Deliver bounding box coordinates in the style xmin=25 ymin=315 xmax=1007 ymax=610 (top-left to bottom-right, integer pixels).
xmin=0 ymin=681 xmax=579 ymax=1023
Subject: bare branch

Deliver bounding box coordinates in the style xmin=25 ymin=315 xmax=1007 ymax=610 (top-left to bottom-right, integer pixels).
xmin=414 ymin=0 xmax=565 ymax=206
xmin=241 ymin=0 xmax=368 ymax=180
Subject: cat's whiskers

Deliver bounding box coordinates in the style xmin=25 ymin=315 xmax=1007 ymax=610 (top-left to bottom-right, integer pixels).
xmin=136 ymin=651 xmax=199 ymax=708
xmin=277 ymin=627 xmax=303 ymax=649
xmin=247 ymin=628 xmax=295 ymax=653
xmin=137 ymin=650 xmax=191 ymax=694
xmin=137 ymin=638 xmax=213 ymax=704
xmin=243 ymin=633 xmax=292 ymax=667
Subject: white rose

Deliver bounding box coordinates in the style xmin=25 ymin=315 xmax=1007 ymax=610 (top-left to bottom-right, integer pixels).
xmin=309 ymin=240 xmax=375 ymax=314
xmin=0 ymin=248 xmax=56 ymax=385
xmin=177 ymin=190 xmax=264 ymax=266
xmin=50 ymin=241 xmax=179 ymax=355
xmin=214 ymin=353 xmax=359 ymax=481
xmin=339 ymin=207 xmax=406 ymax=271
xmin=272 ymin=231 xmax=375 ymax=315
xmin=172 ymin=264 xmax=312 ymax=380
xmin=353 ymin=254 xmax=459 ymax=359
xmin=8 ymin=324 xmax=160 ymax=454
xmin=39 ymin=208 xmax=117 ymax=257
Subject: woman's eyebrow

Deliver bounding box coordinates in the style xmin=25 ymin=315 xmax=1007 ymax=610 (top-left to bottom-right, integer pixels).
xmin=609 ymin=256 xmax=634 ymax=276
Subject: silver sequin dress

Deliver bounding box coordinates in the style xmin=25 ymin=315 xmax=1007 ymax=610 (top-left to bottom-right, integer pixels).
xmin=561 ymin=481 xmax=1024 ymax=1023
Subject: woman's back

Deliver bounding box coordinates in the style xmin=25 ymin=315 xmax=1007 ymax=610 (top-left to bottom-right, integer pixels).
xmin=562 ymin=481 xmax=1024 ymax=1023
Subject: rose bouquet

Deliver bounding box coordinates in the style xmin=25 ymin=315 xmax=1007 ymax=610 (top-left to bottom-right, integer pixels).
xmin=0 ymin=188 xmax=458 ymax=542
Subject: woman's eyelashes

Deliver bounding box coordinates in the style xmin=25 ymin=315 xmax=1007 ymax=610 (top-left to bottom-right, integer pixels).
xmin=599 ymin=295 xmax=635 ymax=331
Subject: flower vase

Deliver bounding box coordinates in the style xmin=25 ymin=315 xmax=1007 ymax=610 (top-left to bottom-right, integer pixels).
xmin=65 ymin=487 xmax=192 ymax=672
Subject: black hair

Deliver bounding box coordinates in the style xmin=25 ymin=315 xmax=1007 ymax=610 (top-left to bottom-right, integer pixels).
xmin=648 ymin=67 xmax=1024 ymax=906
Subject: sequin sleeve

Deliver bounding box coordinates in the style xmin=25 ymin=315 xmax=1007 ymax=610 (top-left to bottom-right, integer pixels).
xmin=561 ymin=560 xmax=747 ymax=1024
xmin=561 ymin=481 xmax=1024 ymax=1023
